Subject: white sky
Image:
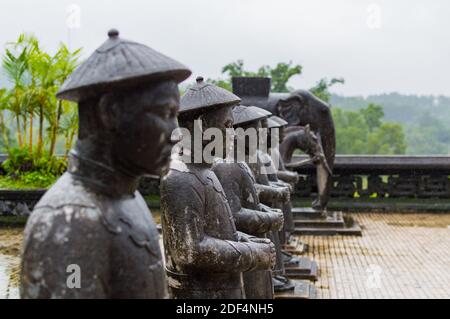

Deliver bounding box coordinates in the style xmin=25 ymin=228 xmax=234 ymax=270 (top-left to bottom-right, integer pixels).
xmin=1 ymin=0 xmax=449 ymax=96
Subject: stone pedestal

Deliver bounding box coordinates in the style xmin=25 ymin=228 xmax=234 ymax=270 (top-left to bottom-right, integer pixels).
xmin=282 ymin=236 xmax=308 ymax=255
xmin=293 ymin=208 xmax=362 ymax=236
xmin=275 ymin=280 xmax=316 ymax=299
xmin=284 ymin=256 xmax=318 ymax=281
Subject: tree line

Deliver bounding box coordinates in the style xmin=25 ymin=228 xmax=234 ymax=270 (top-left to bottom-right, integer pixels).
xmin=0 ymin=34 xmax=436 ymax=187
xmin=209 ymin=60 xmax=407 ymax=155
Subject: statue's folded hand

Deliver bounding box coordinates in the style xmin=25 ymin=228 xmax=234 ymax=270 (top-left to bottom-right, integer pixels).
xmin=263 ymin=209 xmax=284 ymax=232
xmin=277 ymin=186 xmax=291 ymax=202
xmin=246 ymin=238 xmax=277 ymax=271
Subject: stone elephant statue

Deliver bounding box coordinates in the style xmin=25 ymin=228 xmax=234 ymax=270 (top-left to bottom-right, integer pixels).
xmin=275 ymin=90 xmax=336 ymax=210
xmin=232 ymin=77 xmax=336 ymax=211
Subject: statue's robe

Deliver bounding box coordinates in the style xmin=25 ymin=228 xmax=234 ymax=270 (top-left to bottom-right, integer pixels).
xmin=161 ymin=160 xmax=268 ymax=299
xmin=212 ymin=160 xmax=275 ymax=299
xmin=21 ymin=156 xmax=165 ymax=299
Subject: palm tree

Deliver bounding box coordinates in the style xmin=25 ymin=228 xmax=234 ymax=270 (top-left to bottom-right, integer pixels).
xmin=60 ymin=102 xmax=78 ymax=160
xmin=1 ymin=33 xmax=82 ymax=181
xmin=0 ymin=89 xmax=12 ymax=151
xmin=29 ymin=48 xmax=54 ymax=156
xmin=48 ymin=44 xmax=81 ymax=157
xmin=2 ymin=46 xmax=29 ymax=147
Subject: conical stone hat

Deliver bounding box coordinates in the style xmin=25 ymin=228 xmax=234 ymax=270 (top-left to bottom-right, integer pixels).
xmin=57 ymin=29 xmax=191 ymax=102
xmin=267 ymin=118 xmax=281 ymax=129
xmin=180 ymin=77 xmax=241 ymax=114
xmin=269 ymin=115 xmax=288 ymax=128
xmin=232 ymin=105 xmax=267 ymax=126
xmin=247 ymin=106 xmax=272 ymax=117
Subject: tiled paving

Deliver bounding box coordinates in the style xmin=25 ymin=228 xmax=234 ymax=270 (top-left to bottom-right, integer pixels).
xmin=298 ymin=213 xmax=450 ymax=299
xmin=0 ymin=254 xmax=19 ymax=299
xmin=1 ymin=213 xmax=449 ymax=299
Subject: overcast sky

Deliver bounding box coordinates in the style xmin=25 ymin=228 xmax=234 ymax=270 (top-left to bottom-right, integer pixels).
xmin=1 ymin=0 xmax=449 ymax=96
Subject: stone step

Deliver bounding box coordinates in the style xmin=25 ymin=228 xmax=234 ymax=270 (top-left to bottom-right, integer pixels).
xmin=294 ymin=219 xmax=345 ymax=229
xmin=275 ymin=280 xmax=317 ymax=299
xmin=294 ymin=222 xmax=363 ymax=236
xmin=294 ymin=211 xmax=346 ymax=228
xmin=284 ymin=257 xmax=319 ymax=281
xmin=292 ymin=207 xmax=325 ymax=219
xmin=283 ymin=238 xmax=308 ymax=255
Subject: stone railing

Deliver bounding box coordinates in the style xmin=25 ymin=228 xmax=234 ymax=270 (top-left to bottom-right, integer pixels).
xmin=291 ymin=155 xmax=450 ymax=199
xmin=0 ymin=155 xmax=449 ymax=217
xmin=0 ymin=190 xmax=46 ymax=217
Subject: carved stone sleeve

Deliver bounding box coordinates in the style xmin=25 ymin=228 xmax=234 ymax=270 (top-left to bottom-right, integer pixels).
xmin=21 ymin=206 xmax=109 ymax=299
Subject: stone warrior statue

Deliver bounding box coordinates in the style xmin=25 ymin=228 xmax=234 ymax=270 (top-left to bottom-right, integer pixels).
xmin=267 ymin=116 xmax=300 ymax=187
xmin=212 ymin=106 xmax=285 ymax=299
xmin=232 ymin=77 xmax=336 ymax=211
xmin=253 ymin=109 xmax=317 ymax=277
xmin=20 ymin=29 xmax=191 ymax=299
xmin=160 ymin=77 xmax=276 ymax=299
xmin=232 ymin=106 xmax=295 ymax=292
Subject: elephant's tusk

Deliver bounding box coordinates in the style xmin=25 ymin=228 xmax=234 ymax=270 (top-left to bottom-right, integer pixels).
xmin=285 ymin=158 xmax=314 ymax=169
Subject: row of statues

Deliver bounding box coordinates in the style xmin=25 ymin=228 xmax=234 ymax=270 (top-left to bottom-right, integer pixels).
xmin=20 ymin=30 xmax=333 ymax=299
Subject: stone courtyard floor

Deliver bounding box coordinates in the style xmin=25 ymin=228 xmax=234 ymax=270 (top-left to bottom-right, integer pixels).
xmin=298 ymin=213 xmax=450 ymax=299
xmin=0 ymin=213 xmax=449 ymax=299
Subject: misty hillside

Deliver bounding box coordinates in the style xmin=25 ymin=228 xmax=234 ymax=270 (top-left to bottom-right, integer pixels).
xmin=330 ymin=93 xmax=450 ymax=155
xmin=330 ymin=93 xmax=450 ymax=125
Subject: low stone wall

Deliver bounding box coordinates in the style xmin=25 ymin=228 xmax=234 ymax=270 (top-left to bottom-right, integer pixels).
xmin=0 ymin=190 xmax=46 ymax=217
xmin=0 ymin=155 xmax=449 ymax=218
xmin=0 ymin=177 xmax=159 ymax=217
xmin=292 ymin=155 xmax=450 ymax=199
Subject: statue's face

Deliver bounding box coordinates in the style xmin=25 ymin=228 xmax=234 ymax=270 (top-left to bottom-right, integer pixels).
xmin=112 ymin=80 xmax=180 ymax=176
xmin=201 ymin=105 xmax=234 ymax=158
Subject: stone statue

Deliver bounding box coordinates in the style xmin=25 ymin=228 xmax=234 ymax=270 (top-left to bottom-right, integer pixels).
xmin=279 ymin=125 xmax=332 ymax=212
xmin=256 ymin=111 xmax=316 ymax=274
xmin=212 ymin=108 xmax=285 ymax=298
xmin=276 ymin=91 xmax=335 ymax=210
xmin=232 ymin=106 xmax=295 ymax=292
xmin=20 ymin=30 xmax=191 ymax=299
xmin=232 ymin=77 xmax=336 ymax=211
xmin=267 ymin=116 xmax=300 ymax=186
xmin=265 ymin=116 xmax=299 ymax=242
xmin=160 ymin=77 xmax=276 ymax=299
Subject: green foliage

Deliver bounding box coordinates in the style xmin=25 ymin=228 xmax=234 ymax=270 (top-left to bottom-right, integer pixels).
xmin=19 ymin=171 xmax=57 ymax=188
xmin=0 ymin=33 xmax=81 ymax=156
xmin=333 ymin=104 xmax=406 ymax=155
xmin=367 ymin=123 xmax=407 ymax=154
xmin=361 ymin=104 xmax=384 ymax=132
xmin=211 ymin=60 xmax=344 ymax=103
xmin=330 ymin=93 xmax=450 ymax=155
xmin=310 ymin=78 xmax=345 ymax=102
xmin=208 ymin=78 xmax=233 ymax=92
xmin=2 ymin=146 xmax=34 ymax=173
xmin=405 ymin=113 xmax=450 ymax=155
xmin=0 ymin=146 xmax=66 ymax=188
xmin=0 ymin=174 xmax=55 ymax=189
xmin=332 ymin=108 xmax=368 ymax=154
xmin=212 ymin=60 xmax=302 ymax=93
xmin=0 ymin=33 xmax=81 ymax=187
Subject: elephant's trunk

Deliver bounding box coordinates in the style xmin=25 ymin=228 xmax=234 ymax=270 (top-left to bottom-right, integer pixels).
xmin=315 ymin=107 xmax=336 ymax=211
